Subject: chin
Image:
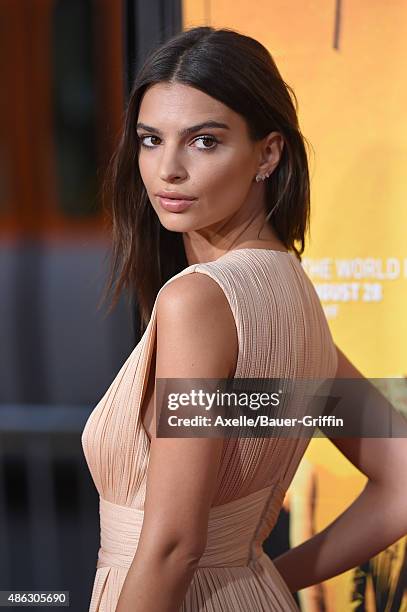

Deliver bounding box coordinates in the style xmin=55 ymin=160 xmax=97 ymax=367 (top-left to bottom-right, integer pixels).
xmin=157 ymin=214 xmax=201 ymax=233
xmin=160 ymin=219 xmax=197 ymax=233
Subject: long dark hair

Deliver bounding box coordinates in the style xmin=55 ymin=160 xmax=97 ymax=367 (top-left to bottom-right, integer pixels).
xmin=100 ymin=26 xmax=312 ymax=333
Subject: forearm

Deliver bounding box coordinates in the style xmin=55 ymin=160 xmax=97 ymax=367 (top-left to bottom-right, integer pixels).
xmin=273 ymin=479 xmax=407 ymax=593
xmin=115 ymin=545 xmax=199 ymax=612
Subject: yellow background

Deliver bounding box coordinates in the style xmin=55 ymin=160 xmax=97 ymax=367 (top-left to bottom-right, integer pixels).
xmin=182 ymin=2 xmax=407 ymax=610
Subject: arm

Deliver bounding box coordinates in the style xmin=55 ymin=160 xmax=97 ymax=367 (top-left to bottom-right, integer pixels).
xmin=115 ymin=272 xmax=238 ymax=612
xmin=273 ymin=345 xmax=407 ymax=593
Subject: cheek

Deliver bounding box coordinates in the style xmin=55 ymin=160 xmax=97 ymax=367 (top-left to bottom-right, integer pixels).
xmin=137 ymin=156 xmax=160 ymax=216
xmin=208 ymin=146 xmax=254 ymax=186
xmin=138 ymin=155 xmax=160 ymax=201
xmin=201 ymin=156 xmax=252 ymax=209
xmin=137 ymin=153 xmax=151 ymax=184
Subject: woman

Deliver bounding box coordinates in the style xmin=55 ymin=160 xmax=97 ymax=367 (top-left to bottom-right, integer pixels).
xmin=81 ymin=26 xmax=407 ymax=611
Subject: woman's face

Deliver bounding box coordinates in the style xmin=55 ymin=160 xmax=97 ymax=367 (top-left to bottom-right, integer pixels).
xmin=136 ymin=82 xmax=281 ymax=240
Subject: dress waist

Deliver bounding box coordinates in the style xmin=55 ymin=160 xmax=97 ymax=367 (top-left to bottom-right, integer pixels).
xmin=96 ymin=484 xmax=285 ymax=570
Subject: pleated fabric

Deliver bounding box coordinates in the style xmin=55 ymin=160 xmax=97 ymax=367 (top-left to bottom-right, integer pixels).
xmin=81 ymin=248 xmax=338 ymax=611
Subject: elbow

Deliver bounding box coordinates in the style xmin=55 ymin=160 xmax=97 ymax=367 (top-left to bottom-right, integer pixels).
xmin=153 ymin=537 xmax=206 ymax=569
xmin=365 ymin=478 xmax=407 ymax=533
xmin=137 ymin=522 xmax=208 ymax=569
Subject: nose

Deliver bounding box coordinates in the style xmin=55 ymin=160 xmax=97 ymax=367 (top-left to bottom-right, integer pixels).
xmin=158 ymin=145 xmax=188 ymax=182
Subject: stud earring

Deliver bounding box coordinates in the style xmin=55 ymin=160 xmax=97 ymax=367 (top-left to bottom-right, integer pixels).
xmin=255 ymin=170 xmax=271 ymax=182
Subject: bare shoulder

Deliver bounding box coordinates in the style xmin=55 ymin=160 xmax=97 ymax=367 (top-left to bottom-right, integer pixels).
xmin=155 ymin=272 xmax=238 ymax=379
xmin=157 ymin=271 xmax=231 ymax=314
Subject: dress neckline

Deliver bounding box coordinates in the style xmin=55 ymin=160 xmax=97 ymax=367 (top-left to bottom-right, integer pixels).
xmin=188 ymin=247 xmax=292 ymax=267
xmin=216 ymin=247 xmax=291 ymax=262
xmin=229 ymin=247 xmax=290 ymax=255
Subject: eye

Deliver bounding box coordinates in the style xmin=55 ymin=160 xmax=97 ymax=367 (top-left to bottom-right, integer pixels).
xmin=193 ymin=135 xmax=219 ymax=150
xmin=137 ymin=135 xmax=160 ymax=148
xmin=137 ymin=134 xmax=219 ymax=151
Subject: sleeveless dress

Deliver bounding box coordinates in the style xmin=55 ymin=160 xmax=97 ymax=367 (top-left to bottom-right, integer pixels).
xmin=81 ymin=248 xmax=338 ymax=611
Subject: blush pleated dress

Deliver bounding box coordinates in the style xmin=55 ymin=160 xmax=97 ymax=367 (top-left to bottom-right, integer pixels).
xmin=81 ymin=248 xmax=338 ymax=611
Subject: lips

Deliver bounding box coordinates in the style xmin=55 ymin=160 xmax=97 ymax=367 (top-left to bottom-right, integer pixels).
xmin=157 ymin=195 xmax=196 ymax=213
xmin=156 ymin=191 xmax=196 ymax=200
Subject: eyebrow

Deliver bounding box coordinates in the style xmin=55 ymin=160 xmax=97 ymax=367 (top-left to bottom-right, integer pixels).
xmin=135 ymin=120 xmax=231 ymax=137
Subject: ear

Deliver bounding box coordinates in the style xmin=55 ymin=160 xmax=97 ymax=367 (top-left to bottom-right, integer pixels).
xmin=257 ymin=131 xmax=285 ymax=178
